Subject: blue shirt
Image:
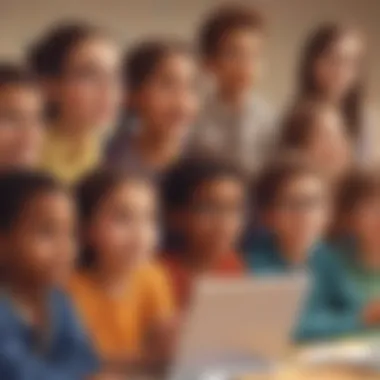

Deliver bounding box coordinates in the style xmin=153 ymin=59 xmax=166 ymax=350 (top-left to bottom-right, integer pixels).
xmin=0 ymin=289 xmax=99 ymax=380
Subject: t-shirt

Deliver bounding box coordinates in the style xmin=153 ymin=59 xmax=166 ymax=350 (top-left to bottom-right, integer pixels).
xmin=40 ymin=129 xmax=103 ymax=185
xmin=0 ymin=288 xmax=99 ymax=380
xmin=68 ymin=263 xmax=174 ymax=359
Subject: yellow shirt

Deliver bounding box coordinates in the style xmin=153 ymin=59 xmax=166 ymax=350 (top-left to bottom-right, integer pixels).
xmin=40 ymin=129 xmax=102 ymax=185
xmin=68 ymin=264 xmax=174 ymax=359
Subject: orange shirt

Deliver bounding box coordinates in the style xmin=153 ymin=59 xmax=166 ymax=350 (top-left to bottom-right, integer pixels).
xmin=68 ymin=263 xmax=174 ymax=359
xmin=161 ymin=252 xmax=245 ymax=311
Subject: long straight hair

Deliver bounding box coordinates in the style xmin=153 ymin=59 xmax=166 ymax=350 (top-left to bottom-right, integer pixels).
xmin=298 ymin=23 xmax=365 ymax=140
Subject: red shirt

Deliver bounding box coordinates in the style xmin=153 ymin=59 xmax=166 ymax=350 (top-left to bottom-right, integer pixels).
xmin=161 ymin=252 xmax=245 ymax=311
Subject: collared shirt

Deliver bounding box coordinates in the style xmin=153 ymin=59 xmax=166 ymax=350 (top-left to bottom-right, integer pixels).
xmin=189 ymin=93 xmax=277 ymax=176
xmin=0 ymin=289 xmax=99 ymax=380
xmin=40 ymin=129 xmax=103 ymax=185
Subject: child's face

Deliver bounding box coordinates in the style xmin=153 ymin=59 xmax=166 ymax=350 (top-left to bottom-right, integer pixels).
xmin=267 ymin=175 xmax=329 ymax=252
xmin=0 ymin=85 xmax=44 ymax=168
xmin=183 ymin=177 xmax=245 ymax=256
xmin=305 ymin=108 xmax=352 ymax=181
xmin=208 ymin=28 xmax=264 ymax=96
xmin=6 ymin=191 xmax=77 ymax=287
xmin=135 ymin=53 xmax=198 ymax=140
xmin=313 ymin=33 xmax=364 ymax=100
xmin=55 ymin=37 xmax=122 ymax=131
xmin=349 ymin=196 xmax=380 ymax=247
xmin=87 ymin=181 xmax=158 ymax=272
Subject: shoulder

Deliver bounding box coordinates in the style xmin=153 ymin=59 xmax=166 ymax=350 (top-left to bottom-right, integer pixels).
xmin=309 ymin=242 xmax=347 ymax=273
xmin=67 ymin=272 xmax=97 ymax=305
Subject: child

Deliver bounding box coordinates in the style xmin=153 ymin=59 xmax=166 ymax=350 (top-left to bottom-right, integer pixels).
xmin=190 ymin=5 xmax=276 ymax=175
xmin=0 ymin=171 xmax=98 ymax=380
xmin=297 ymin=24 xmax=377 ymax=165
xmin=29 ymin=22 xmax=122 ymax=185
xmin=0 ymin=64 xmax=44 ymax=169
xmin=161 ymin=158 xmax=246 ymax=310
xmin=280 ymin=100 xmax=353 ymax=184
xmin=105 ymin=40 xmax=198 ymax=180
xmin=68 ymin=170 xmax=175 ymax=371
xmin=297 ymin=170 xmax=380 ymax=342
xmin=247 ymin=154 xmax=330 ymax=274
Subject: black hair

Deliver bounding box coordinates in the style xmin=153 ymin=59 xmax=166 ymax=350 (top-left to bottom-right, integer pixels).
xmin=161 ymin=158 xmax=244 ymax=214
xmin=28 ymin=21 xmax=105 ymax=78
xmin=0 ymin=170 xmax=64 ymax=232
xmin=0 ymin=63 xmax=37 ymax=88
xmin=199 ymin=4 xmax=265 ymax=59
xmin=124 ymin=39 xmax=192 ymax=92
xmin=76 ymin=169 xmax=153 ymax=269
xmin=298 ymin=23 xmax=364 ymax=139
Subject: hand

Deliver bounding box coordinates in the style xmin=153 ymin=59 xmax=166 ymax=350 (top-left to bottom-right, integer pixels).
xmin=362 ymin=301 xmax=380 ymax=326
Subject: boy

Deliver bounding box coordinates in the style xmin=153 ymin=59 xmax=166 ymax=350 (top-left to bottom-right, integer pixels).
xmin=191 ymin=5 xmax=276 ymax=175
xmin=247 ymin=154 xmax=330 ymax=273
xmin=161 ymin=158 xmax=246 ymax=310
xmin=0 ymin=64 xmax=44 ymax=169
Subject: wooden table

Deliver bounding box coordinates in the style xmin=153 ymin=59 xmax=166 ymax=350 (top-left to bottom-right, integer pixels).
xmin=242 ymin=367 xmax=379 ymax=380
xmin=241 ymin=340 xmax=380 ymax=380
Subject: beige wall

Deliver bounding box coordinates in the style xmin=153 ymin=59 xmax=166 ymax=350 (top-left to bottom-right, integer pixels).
xmin=1 ymin=0 xmax=379 ymax=108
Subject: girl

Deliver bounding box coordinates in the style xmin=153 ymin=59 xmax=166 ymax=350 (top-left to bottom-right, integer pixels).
xmin=0 ymin=171 xmax=98 ymax=380
xmin=280 ymin=100 xmax=353 ymax=185
xmin=161 ymin=158 xmax=246 ymax=311
xmin=297 ymin=169 xmax=380 ymax=342
xmin=68 ymin=170 xmax=175 ymax=372
xmin=29 ymin=22 xmax=122 ymax=185
xmin=105 ymin=40 xmax=199 ymax=179
xmin=247 ymin=154 xmax=330 ymax=274
xmin=297 ymin=23 xmax=376 ymax=165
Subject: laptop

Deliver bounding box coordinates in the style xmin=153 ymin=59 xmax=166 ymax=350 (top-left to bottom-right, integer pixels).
xmin=169 ymin=274 xmax=308 ymax=380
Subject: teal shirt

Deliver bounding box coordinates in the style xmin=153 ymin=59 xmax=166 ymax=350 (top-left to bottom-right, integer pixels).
xmin=245 ymin=233 xmax=316 ymax=274
xmin=245 ymin=234 xmax=380 ymax=342
xmin=297 ymin=241 xmax=380 ymax=342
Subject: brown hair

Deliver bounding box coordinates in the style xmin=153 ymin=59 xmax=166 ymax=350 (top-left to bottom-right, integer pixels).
xmin=0 ymin=63 xmax=37 ymax=89
xmin=253 ymin=152 xmax=321 ymax=213
xmin=199 ymin=4 xmax=265 ymax=58
xmin=335 ymin=169 xmax=380 ymax=216
xmin=298 ymin=23 xmax=365 ymax=139
xmin=280 ymin=100 xmax=339 ymax=149
xmin=124 ymin=39 xmax=192 ymax=92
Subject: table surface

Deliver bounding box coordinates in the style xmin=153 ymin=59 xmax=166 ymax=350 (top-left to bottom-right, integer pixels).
xmin=241 ymin=340 xmax=380 ymax=380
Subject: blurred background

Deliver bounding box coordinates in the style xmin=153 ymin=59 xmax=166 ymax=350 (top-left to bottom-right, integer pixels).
xmin=1 ymin=0 xmax=380 ymax=108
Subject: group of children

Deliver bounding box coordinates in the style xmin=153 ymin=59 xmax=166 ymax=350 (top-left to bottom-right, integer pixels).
xmin=0 ymin=3 xmax=379 ymax=379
